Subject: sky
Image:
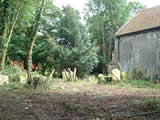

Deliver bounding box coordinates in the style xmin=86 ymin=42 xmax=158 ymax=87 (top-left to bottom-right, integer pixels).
xmin=54 ymin=0 xmax=160 ymax=14
xmin=54 ymin=0 xmax=87 ymax=14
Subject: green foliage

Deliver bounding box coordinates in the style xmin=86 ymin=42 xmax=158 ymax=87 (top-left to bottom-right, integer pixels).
xmin=133 ymin=67 xmax=144 ymax=80
xmin=128 ymin=1 xmax=147 ymax=16
xmin=84 ymin=0 xmax=146 ymax=74
xmin=0 ymin=0 xmax=147 ymax=79
xmin=1 ymin=65 xmax=26 ymax=77
xmin=84 ymin=0 xmax=130 ymax=73
xmin=121 ymin=68 xmax=152 ymax=82
xmin=136 ymin=99 xmax=160 ymax=111
xmin=119 ymin=80 xmax=154 ymax=88
xmin=111 ymin=79 xmax=160 ymax=90
xmin=0 ymin=82 xmax=25 ymax=91
xmin=121 ymin=72 xmax=131 ymax=81
xmin=44 ymin=5 xmax=99 ymax=77
xmin=144 ymin=69 xmax=153 ymax=81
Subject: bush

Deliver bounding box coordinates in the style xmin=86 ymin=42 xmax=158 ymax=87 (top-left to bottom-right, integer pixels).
xmin=144 ymin=69 xmax=152 ymax=81
xmin=1 ymin=65 xmax=28 ymax=84
xmin=133 ymin=67 xmax=152 ymax=81
xmin=133 ymin=67 xmax=144 ymax=80
xmin=121 ymin=72 xmax=131 ymax=81
xmin=1 ymin=65 xmax=26 ymax=77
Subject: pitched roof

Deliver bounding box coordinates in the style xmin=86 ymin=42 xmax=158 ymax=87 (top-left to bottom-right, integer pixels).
xmin=116 ymin=6 xmax=160 ymax=37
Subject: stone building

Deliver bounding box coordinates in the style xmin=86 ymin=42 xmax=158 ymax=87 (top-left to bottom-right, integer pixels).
xmin=115 ymin=6 xmax=160 ymax=77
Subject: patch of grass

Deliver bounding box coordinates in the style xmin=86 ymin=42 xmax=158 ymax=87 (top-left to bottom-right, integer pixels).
xmin=51 ymin=78 xmax=160 ymax=91
xmin=0 ymin=82 xmax=24 ymax=91
xmin=136 ymin=99 xmax=160 ymax=110
xmin=111 ymin=80 xmax=160 ymax=89
xmin=1 ymin=65 xmax=26 ymax=77
xmin=65 ymin=103 xmax=93 ymax=112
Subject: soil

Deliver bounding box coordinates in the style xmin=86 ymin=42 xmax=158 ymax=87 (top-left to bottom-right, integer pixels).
xmin=0 ymin=81 xmax=160 ymax=120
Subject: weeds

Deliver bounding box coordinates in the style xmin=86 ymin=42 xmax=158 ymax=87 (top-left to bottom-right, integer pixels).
xmin=114 ymin=80 xmax=160 ymax=89
xmin=0 ymin=82 xmax=26 ymax=92
xmin=136 ymin=99 xmax=160 ymax=111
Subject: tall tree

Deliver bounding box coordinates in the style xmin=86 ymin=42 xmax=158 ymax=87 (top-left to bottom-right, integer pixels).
xmin=7 ymin=0 xmax=44 ymax=69
xmin=84 ymin=0 xmax=145 ymax=74
xmin=128 ymin=1 xmax=146 ymax=16
xmin=27 ymin=0 xmax=46 ymax=85
xmin=0 ymin=0 xmax=9 ymax=46
xmin=6 ymin=0 xmax=62 ymax=73
xmin=0 ymin=0 xmax=25 ymax=71
xmin=85 ymin=0 xmax=129 ymax=73
xmin=34 ymin=5 xmax=98 ymax=77
xmin=53 ymin=5 xmax=99 ymax=77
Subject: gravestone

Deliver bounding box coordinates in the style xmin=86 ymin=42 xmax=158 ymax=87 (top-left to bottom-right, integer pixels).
xmin=0 ymin=75 xmax=9 ymax=86
xmin=108 ymin=51 xmax=121 ymax=81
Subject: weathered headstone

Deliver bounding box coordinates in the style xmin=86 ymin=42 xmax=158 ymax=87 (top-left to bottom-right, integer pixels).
xmin=111 ymin=69 xmax=121 ymax=81
xmin=108 ymin=51 xmax=121 ymax=81
xmin=0 ymin=75 xmax=9 ymax=86
xmin=18 ymin=74 xmax=27 ymax=84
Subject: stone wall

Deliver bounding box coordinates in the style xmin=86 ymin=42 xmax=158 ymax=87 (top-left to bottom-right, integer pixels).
xmin=116 ymin=28 xmax=160 ymax=77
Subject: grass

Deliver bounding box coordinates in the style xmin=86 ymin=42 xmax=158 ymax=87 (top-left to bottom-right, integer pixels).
xmin=135 ymin=98 xmax=160 ymax=111
xmin=116 ymin=80 xmax=160 ymax=89
xmin=0 ymin=82 xmax=25 ymax=91
xmin=97 ymin=78 xmax=160 ymax=90
xmin=0 ymin=78 xmax=160 ymax=93
xmin=0 ymin=78 xmax=160 ymax=120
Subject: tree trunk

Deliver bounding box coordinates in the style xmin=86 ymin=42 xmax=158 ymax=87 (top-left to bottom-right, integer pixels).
xmin=27 ymin=0 xmax=46 ymax=86
xmin=23 ymin=57 xmax=28 ymax=69
xmin=101 ymin=19 xmax=107 ymax=73
xmin=0 ymin=0 xmax=9 ymax=57
xmin=0 ymin=0 xmax=25 ymax=71
xmin=102 ymin=25 xmax=106 ymax=62
xmin=0 ymin=0 xmax=9 ymax=39
xmin=109 ymin=39 xmax=112 ymax=61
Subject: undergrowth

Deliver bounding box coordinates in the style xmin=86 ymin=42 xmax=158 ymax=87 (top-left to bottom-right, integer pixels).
xmin=1 ymin=65 xmax=26 ymax=76
xmin=0 ymin=77 xmax=160 ymax=92
xmin=0 ymin=82 xmax=25 ymax=91
xmin=116 ymin=80 xmax=160 ymax=89
xmin=136 ymin=99 xmax=160 ymax=111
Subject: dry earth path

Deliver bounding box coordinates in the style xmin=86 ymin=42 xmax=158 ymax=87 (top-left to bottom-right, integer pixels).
xmin=0 ymin=81 xmax=160 ymax=120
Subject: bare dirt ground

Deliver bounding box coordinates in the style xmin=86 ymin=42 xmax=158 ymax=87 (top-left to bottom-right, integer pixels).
xmin=0 ymin=81 xmax=160 ymax=120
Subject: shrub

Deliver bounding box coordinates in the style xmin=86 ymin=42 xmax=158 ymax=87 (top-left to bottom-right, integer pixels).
xmin=121 ymin=72 xmax=131 ymax=81
xmin=133 ymin=67 xmax=152 ymax=81
xmin=144 ymin=69 xmax=152 ymax=81
xmin=1 ymin=65 xmax=26 ymax=77
xmin=1 ymin=65 xmax=27 ymax=83
xmin=0 ymin=82 xmax=24 ymax=91
xmin=133 ymin=67 xmax=144 ymax=80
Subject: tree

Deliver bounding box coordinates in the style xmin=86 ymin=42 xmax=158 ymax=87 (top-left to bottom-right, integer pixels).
xmin=128 ymin=1 xmax=146 ymax=17
xmin=85 ymin=0 xmax=130 ymax=73
xmin=84 ymin=0 xmax=145 ymax=74
xmin=0 ymin=0 xmax=25 ymax=71
xmin=44 ymin=5 xmax=99 ymax=77
xmin=6 ymin=0 xmax=62 ymax=74
xmin=0 ymin=0 xmax=9 ymax=45
xmin=7 ymin=0 xmax=46 ymax=69
xmin=27 ymin=0 xmax=46 ymax=86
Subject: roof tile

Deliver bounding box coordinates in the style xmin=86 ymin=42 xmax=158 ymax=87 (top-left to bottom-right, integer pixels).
xmin=116 ymin=6 xmax=160 ymax=36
